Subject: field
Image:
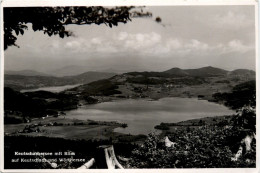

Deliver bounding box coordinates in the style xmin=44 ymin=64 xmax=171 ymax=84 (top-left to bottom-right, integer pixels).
xmin=5 ymin=116 xmax=146 ymax=143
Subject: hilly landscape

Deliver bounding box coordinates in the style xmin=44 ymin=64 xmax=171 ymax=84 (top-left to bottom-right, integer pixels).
xmin=228 ymin=69 xmax=256 ymax=77
xmin=4 ymin=71 xmax=116 ymax=91
xmin=50 ymin=65 xmax=94 ymax=77
xmin=5 ymin=70 xmax=50 ymax=76
xmin=5 ymin=67 xmax=255 ymax=98
xmin=4 ymin=66 xmax=256 ymax=169
xmin=164 ymin=66 xmax=228 ymax=77
xmin=64 ymin=66 xmax=255 ymax=104
xmin=4 ymin=66 xmax=255 ymax=118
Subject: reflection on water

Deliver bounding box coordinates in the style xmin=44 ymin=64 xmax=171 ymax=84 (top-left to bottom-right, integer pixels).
xmin=65 ymin=97 xmax=235 ymax=135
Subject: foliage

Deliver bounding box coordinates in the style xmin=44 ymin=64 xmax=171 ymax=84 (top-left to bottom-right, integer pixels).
xmin=125 ymin=71 xmax=207 ymax=86
xmin=4 ymin=87 xmax=78 ymax=118
xmin=212 ymin=80 xmax=256 ymax=109
xmin=154 ymin=123 xmax=170 ymax=130
xmin=80 ymin=79 xmax=121 ymax=96
xmin=4 ymin=72 xmax=115 ymax=91
xmin=4 ymin=6 xmax=152 ymax=50
xmin=126 ymin=72 xmax=173 ymax=78
xmin=129 ymin=105 xmax=256 ymax=168
xmin=127 ymin=76 xmax=167 ymax=85
xmin=4 ymin=116 xmax=24 ymax=124
xmin=116 ymin=134 xmax=147 ymax=143
xmin=129 ymin=130 xmax=232 ymax=168
xmin=232 ymin=106 xmax=256 ymax=132
xmin=215 ymin=80 xmax=230 ymax=84
xmin=83 ymin=96 xmax=98 ymax=104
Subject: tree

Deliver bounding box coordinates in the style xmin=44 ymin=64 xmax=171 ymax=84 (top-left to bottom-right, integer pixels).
xmin=212 ymin=80 xmax=256 ymax=109
xmin=4 ymin=6 xmax=152 ymax=50
xmin=233 ymin=105 xmax=256 ymax=132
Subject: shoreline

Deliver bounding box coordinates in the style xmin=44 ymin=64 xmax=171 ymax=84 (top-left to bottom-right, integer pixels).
xmin=5 ymin=112 xmax=235 ymax=144
xmin=155 ymin=114 xmax=235 ymax=137
xmin=4 ymin=81 xmax=239 ymax=144
xmin=4 ymin=115 xmax=147 ymax=144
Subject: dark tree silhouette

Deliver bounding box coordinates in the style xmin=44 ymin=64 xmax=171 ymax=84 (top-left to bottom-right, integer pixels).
xmin=4 ymin=6 xmax=152 ymax=50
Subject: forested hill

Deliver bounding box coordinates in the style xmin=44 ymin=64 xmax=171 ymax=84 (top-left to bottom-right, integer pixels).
xmin=125 ymin=66 xmax=255 ymax=78
xmin=163 ymin=66 xmax=254 ymax=77
xmin=5 ymin=66 xmax=255 ymax=91
xmin=4 ymin=71 xmax=116 ymax=91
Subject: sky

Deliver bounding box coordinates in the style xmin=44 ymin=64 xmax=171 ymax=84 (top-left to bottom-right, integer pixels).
xmin=4 ymin=6 xmax=256 ymax=73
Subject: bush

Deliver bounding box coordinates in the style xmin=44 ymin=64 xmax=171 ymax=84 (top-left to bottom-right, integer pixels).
xmin=4 ymin=116 xmax=24 ymax=124
xmin=154 ymin=123 xmax=170 ymax=130
xmin=212 ymin=80 xmax=256 ymax=109
xmin=129 ymin=106 xmax=256 ymax=169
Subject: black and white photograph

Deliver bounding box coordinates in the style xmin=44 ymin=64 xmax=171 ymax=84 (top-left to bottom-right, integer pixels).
xmin=1 ymin=1 xmax=258 ymax=171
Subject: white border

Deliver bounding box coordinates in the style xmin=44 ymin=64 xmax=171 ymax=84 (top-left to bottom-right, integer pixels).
xmin=0 ymin=0 xmax=259 ymax=173
xmin=0 ymin=0 xmax=258 ymax=6
xmin=0 ymin=0 xmax=4 ymax=172
xmin=256 ymin=3 xmax=260 ymax=173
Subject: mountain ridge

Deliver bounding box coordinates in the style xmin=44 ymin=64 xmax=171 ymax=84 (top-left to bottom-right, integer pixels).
xmin=4 ymin=71 xmax=116 ymax=91
xmin=5 ymin=70 xmax=50 ymax=76
xmin=5 ymin=66 xmax=255 ymax=91
xmin=163 ymin=66 xmax=255 ymax=77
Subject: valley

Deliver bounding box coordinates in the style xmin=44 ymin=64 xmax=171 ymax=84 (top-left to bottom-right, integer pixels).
xmin=4 ymin=66 xmax=256 ymax=169
xmin=4 ymin=66 xmax=255 ymax=122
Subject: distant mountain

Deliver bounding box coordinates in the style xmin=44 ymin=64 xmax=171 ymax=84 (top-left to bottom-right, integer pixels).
xmin=125 ymin=66 xmax=254 ymax=79
xmin=51 ymin=65 xmax=90 ymax=77
xmin=5 ymin=66 xmax=255 ymax=92
xmin=5 ymin=70 xmax=50 ymax=76
xmin=101 ymin=68 xmax=125 ymax=74
xmin=67 ymin=67 xmax=255 ymax=103
xmin=163 ymin=67 xmax=189 ymax=76
xmin=4 ymin=71 xmax=116 ymax=91
xmin=228 ymin=69 xmax=255 ymax=76
xmin=164 ymin=66 xmax=228 ymax=77
xmin=4 ymin=75 xmax=70 ymax=91
xmin=184 ymin=66 xmax=228 ymax=77
xmin=63 ymin=71 xmax=116 ymax=83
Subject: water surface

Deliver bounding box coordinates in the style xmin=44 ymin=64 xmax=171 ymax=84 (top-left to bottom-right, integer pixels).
xmin=65 ymin=97 xmax=235 ymax=135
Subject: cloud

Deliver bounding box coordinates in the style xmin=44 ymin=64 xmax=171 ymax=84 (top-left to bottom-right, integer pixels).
xmin=64 ymin=38 xmax=117 ymax=53
xmin=50 ymin=40 xmax=60 ymax=49
xmin=91 ymin=37 xmax=102 ymax=45
xmin=65 ymin=40 xmax=81 ymax=49
xmin=63 ymin=32 xmax=162 ymax=54
xmin=153 ymin=38 xmax=211 ymax=56
xmin=185 ymin=39 xmax=209 ymax=51
xmin=121 ymin=32 xmax=162 ymax=50
xmin=60 ymin=32 xmax=253 ymax=58
xmin=213 ymin=11 xmax=254 ymax=28
xmin=166 ymin=39 xmax=182 ymax=49
xmin=227 ymin=40 xmax=253 ymax=53
xmin=118 ymin=32 xmax=128 ymax=41
xmin=114 ymin=33 xmax=211 ymax=56
xmin=216 ymin=40 xmax=254 ymax=54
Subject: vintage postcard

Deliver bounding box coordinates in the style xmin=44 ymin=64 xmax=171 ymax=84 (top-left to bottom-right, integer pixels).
xmin=0 ymin=0 xmax=258 ymax=172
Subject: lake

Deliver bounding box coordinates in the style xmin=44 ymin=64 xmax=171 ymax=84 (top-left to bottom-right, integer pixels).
xmin=21 ymin=84 xmax=81 ymax=93
xmin=65 ymin=97 xmax=235 ymax=135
